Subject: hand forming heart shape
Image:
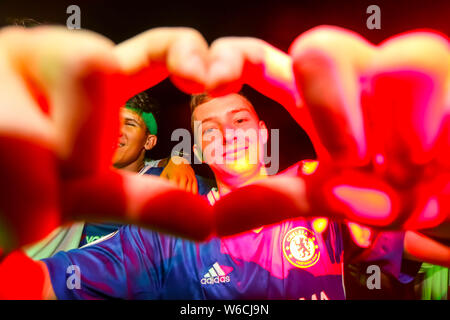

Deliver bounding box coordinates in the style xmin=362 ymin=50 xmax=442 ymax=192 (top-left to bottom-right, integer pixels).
xmin=0 ymin=25 xmax=448 ymax=255
xmin=211 ymin=26 xmax=449 ymax=239
xmin=0 ymin=26 xmax=213 ymax=253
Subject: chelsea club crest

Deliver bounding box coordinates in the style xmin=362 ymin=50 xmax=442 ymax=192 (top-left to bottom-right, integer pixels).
xmin=283 ymin=227 xmax=320 ymax=268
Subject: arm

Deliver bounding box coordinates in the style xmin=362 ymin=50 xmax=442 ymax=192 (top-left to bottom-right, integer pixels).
xmin=0 ymin=250 xmax=56 ymax=300
xmin=1 ymin=226 xmax=163 ymax=300
xmin=41 ymin=225 xmax=176 ymax=300
xmin=403 ymin=231 xmax=450 ymax=268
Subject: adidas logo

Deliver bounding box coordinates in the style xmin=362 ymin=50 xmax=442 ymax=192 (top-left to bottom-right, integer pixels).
xmin=200 ymin=262 xmax=233 ymax=285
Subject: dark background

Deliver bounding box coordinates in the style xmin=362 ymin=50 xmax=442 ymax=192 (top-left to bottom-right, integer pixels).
xmin=1 ymin=0 xmax=448 ymax=176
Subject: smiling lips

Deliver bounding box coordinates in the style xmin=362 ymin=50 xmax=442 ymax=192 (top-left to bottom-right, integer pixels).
xmin=223 ymin=146 xmax=248 ymax=160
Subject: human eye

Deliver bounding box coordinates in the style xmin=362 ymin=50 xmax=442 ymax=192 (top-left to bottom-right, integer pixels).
xmin=234 ymin=117 xmax=249 ymax=125
xmin=203 ymin=127 xmax=217 ymax=135
xmin=125 ymin=120 xmax=136 ymax=127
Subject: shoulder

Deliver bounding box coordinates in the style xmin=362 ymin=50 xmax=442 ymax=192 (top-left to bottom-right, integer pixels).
xmin=196 ymin=175 xmax=217 ymax=196
xmin=141 ymin=165 xmax=164 ymax=176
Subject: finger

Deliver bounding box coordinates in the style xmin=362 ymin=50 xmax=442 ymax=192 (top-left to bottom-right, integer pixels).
xmin=367 ymin=31 xmax=449 ymax=186
xmin=62 ymin=170 xmax=215 ymax=241
xmin=435 ymin=113 xmax=450 ymax=170
xmin=289 ymin=26 xmax=375 ymax=167
xmin=0 ymin=27 xmax=56 ymax=146
xmin=213 ymin=176 xmax=316 ymax=236
xmin=346 ymin=221 xmax=373 ymax=248
xmin=188 ymin=177 xmax=195 ymax=194
xmin=160 ymin=167 xmax=170 ymax=180
xmin=312 ymin=217 xmax=329 ymax=234
xmin=0 ymin=28 xmax=63 ymax=252
xmin=403 ymin=174 xmax=450 ymax=231
xmin=114 ymin=27 xmax=209 ymax=96
xmin=2 ymin=26 xmax=122 ymax=178
xmin=184 ymin=165 xmax=197 ymax=194
xmin=191 ymin=175 xmax=199 ymax=195
xmin=213 ymin=163 xmax=394 ymax=237
xmin=0 ymin=250 xmax=51 ymax=299
xmin=207 ymin=37 xmax=249 ymax=96
xmin=301 ymin=164 xmax=404 ymax=228
xmin=208 ymin=37 xmax=297 ymax=103
xmin=306 ymin=165 xmax=448 ymax=231
xmin=0 ymin=137 xmax=60 ymax=253
xmin=178 ymin=175 xmax=188 ymax=192
xmin=299 ymin=161 xmax=402 ymax=229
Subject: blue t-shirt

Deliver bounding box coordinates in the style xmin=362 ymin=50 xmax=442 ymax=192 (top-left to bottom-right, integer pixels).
xmin=43 ymin=217 xmax=406 ymax=299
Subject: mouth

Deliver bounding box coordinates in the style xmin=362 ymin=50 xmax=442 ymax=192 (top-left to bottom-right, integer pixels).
xmin=223 ymin=146 xmax=248 ymax=160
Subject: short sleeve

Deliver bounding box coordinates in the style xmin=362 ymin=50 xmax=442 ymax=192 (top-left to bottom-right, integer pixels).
xmin=42 ymin=225 xmax=170 ymax=299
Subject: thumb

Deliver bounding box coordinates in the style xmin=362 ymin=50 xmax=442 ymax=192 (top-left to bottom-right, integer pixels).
xmin=213 ymin=176 xmax=313 ymax=236
xmin=62 ymin=170 xmax=215 ymax=241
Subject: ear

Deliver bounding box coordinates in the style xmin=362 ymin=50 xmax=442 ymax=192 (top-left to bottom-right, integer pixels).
xmin=193 ymin=144 xmax=203 ymax=163
xmin=144 ymin=134 xmax=157 ymax=151
xmin=259 ymin=121 xmax=268 ymax=144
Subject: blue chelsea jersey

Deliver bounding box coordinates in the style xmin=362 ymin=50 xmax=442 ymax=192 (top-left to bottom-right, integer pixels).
xmin=44 ymin=218 xmax=346 ymax=300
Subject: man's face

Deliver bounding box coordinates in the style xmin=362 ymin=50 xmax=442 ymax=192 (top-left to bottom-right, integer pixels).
xmin=112 ymin=108 xmax=151 ymax=168
xmin=193 ymin=94 xmax=268 ymax=180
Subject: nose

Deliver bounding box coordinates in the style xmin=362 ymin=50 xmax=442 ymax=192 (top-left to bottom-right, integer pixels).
xmin=118 ymin=122 xmax=125 ymax=137
xmin=223 ymin=125 xmax=238 ymax=144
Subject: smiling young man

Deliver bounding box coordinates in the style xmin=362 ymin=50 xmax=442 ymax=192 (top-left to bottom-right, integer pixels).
xmin=191 ymin=93 xmax=269 ymax=194
xmin=76 ymin=93 xmax=163 ymax=248
xmin=113 ymin=94 xmax=159 ymax=173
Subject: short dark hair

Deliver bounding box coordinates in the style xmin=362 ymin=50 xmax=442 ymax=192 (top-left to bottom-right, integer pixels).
xmin=126 ymin=92 xmax=157 ymax=113
xmin=189 ymin=92 xmax=252 ymax=132
xmin=8 ymin=18 xmax=42 ymax=28
xmin=125 ymin=92 xmax=160 ymax=134
xmin=190 ymin=93 xmax=213 ymax=116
